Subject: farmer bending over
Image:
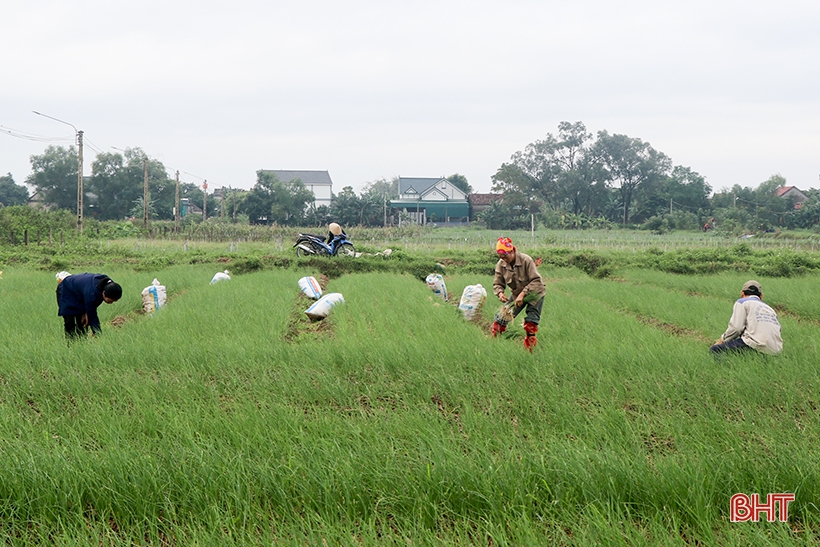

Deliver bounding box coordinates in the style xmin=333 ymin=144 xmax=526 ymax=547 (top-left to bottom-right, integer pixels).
xmin=710 ymin=280 xmax=782 ymax=355
xmin=491 ymin=237 xmax=546 ymax=351
xmin=56 ymin=273 xmax=122 ymax=341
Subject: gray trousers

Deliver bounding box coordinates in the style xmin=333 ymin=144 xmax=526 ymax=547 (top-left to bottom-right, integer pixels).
xmin=512 ymin=296 xmax=544 ymax=325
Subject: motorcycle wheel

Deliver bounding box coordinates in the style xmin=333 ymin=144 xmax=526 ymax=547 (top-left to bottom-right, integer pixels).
xmin=336 ymin=243 xmax=355 ymax=257
xmin=295 ymin=242 xmax=312 ymax=257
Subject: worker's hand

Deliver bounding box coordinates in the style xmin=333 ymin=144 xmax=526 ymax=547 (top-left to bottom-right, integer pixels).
xmin=714 ymin=337 xmax=723 ymax=346
xmin=498 ymin=293 xmax=509 ymax=303
xmin=81 ymin=313 xmax=89 ymax=327
xmin=514 ymin=293 xmax=525 ymax=307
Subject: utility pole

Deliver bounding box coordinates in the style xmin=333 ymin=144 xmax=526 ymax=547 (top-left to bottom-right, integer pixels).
xmin=174 ymin=170 xmax=180 ymax=229
xmin=143 ymin=157 xmax=149 ymax=229
xmin=77 ymin=130 xmax=84 ymax=235
xmin=233 ymin=189 xmax=237 ymax=223
xmin=221 ymin=187 xmax=225 ymax=219
xmin=32 ymin=111 xmax=83 ymax=235
xmin=670 ymin=198 xmax=673 ymax=215
xmin=202 ymin=180 xmax=208 ymax=221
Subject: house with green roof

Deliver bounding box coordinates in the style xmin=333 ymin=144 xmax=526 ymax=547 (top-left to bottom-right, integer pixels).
xmin=390 ymin=177 xmax=470 ymax=225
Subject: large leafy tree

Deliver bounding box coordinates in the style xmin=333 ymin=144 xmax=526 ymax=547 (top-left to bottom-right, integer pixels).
xmin=594 ymin=131 xmax=671 ymax=225
xmin=491 ymin=137 xmax=559 ymax=215
xmin=492 ymin=121 xmax=605 ymax=217
xmin=550 ymin=122 xmax=607 ymax=215
xmin=89 ymin=148 xmax=172 ymax=220
xmin=633 ymin=165 xmax=712 ymax=223
xmin=26 ymin=145 xmax=79 ymax=211
xmin=0 ymin=173 xmax=29 ymax=206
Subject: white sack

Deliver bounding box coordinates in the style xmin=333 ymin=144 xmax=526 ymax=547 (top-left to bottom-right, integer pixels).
xmin=425 ymin=273 xmax=448 ymax=301
xmin=142 ymin=278 xmax=167 ymax=314
xmin=304 ymin=292 xmax=345 ymax=320
xmin=458 ymin=284 xmax=487 ymax=321
xmin=210 ymin=270 xmax=231 ymax=284
xmin=298 ymin=276 xmax=323 ymax=299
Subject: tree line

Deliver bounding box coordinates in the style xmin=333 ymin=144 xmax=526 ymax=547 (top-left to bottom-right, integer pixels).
xmin=2 ymin=122 xmax=817 ymax=233
xmin=487 ymin=121 xmax=819 ymax=232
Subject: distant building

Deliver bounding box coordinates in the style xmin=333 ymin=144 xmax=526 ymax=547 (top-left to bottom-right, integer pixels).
xmin=775 ymin=186 xmax=808 ymax=208
xmin=259 ymin=170 xmax=333 ymax=210
xmin=390 ymin=177 xmax=470 ymax=225
xmin=468 ymin=193 xmax=504 ymax=220
xmin=180 ymin=198 xmax=203 ymax=217
xmin=27 ymin=190 xmax=49 ymax=211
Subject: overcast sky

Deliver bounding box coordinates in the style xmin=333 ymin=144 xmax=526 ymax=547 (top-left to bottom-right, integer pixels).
xmin=2 ymin=0 xmax=819 ymax=196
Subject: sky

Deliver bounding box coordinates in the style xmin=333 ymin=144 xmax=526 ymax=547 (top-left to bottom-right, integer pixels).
xmin=2 ymin=0 xmax=819 ymax=196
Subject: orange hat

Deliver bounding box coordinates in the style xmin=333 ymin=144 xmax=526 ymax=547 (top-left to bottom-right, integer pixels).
xmin=496 ymin=237 xmax=514 ymax=256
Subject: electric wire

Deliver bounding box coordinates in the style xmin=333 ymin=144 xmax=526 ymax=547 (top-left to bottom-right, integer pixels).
xmin=0 ymin=125 xmax=74 ymax=143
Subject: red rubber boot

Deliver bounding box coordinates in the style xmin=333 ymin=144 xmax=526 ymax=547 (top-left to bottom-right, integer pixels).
xmin=523 ymin=322 xmax=538 ymax=352
xmin=491 ymin=321 xmax=507 ymax=337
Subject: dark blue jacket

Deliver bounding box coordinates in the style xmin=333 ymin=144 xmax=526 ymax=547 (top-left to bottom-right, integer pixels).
xmin=57 ymin=273 xmax=111 ymax=333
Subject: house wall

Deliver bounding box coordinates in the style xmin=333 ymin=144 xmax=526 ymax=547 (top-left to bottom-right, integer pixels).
xmin=306 ymin=184 xmax=332 ymax=208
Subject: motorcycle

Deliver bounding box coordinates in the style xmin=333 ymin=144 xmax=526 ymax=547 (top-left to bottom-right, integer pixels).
xmin=294 ymin=231 xmax=356 ymax=257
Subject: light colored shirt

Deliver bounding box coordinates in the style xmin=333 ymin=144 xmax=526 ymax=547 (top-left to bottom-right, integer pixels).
xmin=722 ymin=296 xmax=783 ymax=355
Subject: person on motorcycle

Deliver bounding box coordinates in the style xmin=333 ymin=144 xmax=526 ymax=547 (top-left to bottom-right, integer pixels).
xmin=328 ymin=222 xmax=346 ymax=244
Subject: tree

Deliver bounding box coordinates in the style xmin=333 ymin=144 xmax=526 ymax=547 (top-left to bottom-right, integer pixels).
xmin=89 ymin=148 xmax=172 ymax=220
xmin=492 ymin=138 xmax=558 ymax=215
xmin=330 ymin=186 xmax=362 ymax=227
xmin=0 ymin=173 xmax=29 ymax=206
xmin=492 ymin=121 xmax=602 ymax=216
xmin=633 ymin=165 xmax=711 ymax=223
xmin=594 ymin=131 xmax=671 ymax=225
xmin=478 ymin=200 xmax=530 ymax=230
xmin=26 ymin=145 xmax=79 ymax=212
xmin=362 ymin=177 xmax=399 ymax=200
xmin=241 ymin=171 xmax=315 ymax=225
xmin=446 ymin=173 xmax=472 ymax=194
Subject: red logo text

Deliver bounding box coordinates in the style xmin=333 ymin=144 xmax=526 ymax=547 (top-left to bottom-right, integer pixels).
xmin=730 ymin=493 xmax=794 ymax=522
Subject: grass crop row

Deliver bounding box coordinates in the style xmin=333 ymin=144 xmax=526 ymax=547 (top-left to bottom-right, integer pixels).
xmin=0 ymin=267 xmax=819 ymax=544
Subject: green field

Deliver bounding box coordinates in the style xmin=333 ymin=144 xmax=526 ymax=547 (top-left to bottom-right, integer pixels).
xmin=1 ymin=231 xmax=820 ymax=545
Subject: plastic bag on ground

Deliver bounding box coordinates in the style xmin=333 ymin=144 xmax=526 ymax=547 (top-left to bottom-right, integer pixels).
xmin=459 ymin=284 xmax=487 ymax=321
xmin=304 ymin=292 xmax=345 ymax=320
xmin=142 ymin=278 xmax=167 ymax=314
xmin=298 ymin=276 xmax=323 ymax=299
xmin=56 ymin=271 xmax=72 ymax=282
xmin=425 ymin=273 xmax=448 ymax=301
xmin=211 ymin=270 xmax=231 ymax=284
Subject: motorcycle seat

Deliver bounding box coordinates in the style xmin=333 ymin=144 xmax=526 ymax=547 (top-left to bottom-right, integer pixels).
xmin=300 ymin=233 xmax=327 ymax=242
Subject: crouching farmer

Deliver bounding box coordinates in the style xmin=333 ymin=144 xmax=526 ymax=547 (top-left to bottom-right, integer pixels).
xmin=491 ymin=237 xmax=546 ymax=351
xmin=56 ymin=273 xmax=122 ymax=341
xmin=710 ymin=280 xmax=783 ymax=356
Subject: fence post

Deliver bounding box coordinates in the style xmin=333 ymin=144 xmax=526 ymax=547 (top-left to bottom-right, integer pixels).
xmin=49 ymin=227 xmax=53 ymax=245
xmin=10 ymin=230 xmax=14 ymax=245
xmin=24 ymin=229 xmax=28 ymax=246
xmin=60 ymin=231 xmax=64 ymax=245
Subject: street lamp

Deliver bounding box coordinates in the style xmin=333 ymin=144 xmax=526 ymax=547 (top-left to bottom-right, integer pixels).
xmin=33 ymin=111 xmax=84 ymax=235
